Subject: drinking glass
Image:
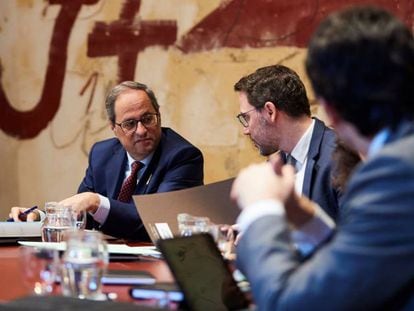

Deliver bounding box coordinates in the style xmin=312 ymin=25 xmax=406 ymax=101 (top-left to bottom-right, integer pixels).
xmin=209 ymin=224 xmax=236 ymax=260
xmin=71 ymin=209 xmax=87 ymax=230
xmin=177 ymin=213 xmax=211 ymax=236
xmin=60 ymin=230 xmax=108 ymax=300
xmin=41 ymin=202 xmax=74 ymax=242
xmin=20 ymin=246 xmax=59 ymax=295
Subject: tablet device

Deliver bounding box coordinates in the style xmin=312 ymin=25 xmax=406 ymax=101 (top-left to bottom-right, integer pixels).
xmin=157 ymin=233 xmax=250 ymax=311
xmin=102 ymin=269 xmax=156 ymax=285
xmin=130 ymin=282 xmax=184 ymax=302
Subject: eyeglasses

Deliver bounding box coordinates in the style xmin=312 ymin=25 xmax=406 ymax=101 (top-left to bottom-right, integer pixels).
xmin=236 ymin=108 xmax=258 ymax=127
xmin=115 ymin=113 xmax=159 ymax=134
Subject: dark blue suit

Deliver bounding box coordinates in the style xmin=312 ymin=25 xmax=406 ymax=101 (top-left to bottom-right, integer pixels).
xmin=282 ymin=118 xmax=341 ymax=220
xmin=78 ymin=127 xmax=204 ymax=240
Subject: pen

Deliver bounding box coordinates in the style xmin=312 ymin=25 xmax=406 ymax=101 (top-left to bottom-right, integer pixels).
xmin=143 ymin=174 xmax=152 ymax=193
xmin=6 ymin=205 xmax=38 ymax=222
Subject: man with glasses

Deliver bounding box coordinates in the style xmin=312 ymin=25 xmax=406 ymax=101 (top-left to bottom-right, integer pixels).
xmin=10 ymin=81 xmax=204 ymax=241
xmin=234 ymin=65 xmax=341 ymax=221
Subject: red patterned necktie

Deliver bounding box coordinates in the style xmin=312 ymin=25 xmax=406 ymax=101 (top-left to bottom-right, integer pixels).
xmin=117 ymin=161 xmax=143 ymax=203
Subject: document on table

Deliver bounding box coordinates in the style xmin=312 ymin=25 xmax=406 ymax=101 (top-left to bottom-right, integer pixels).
xmin=0 ymin=222 xmax=41 ymax=237
xmin=18 ymin=241 xmax=161 ymax=256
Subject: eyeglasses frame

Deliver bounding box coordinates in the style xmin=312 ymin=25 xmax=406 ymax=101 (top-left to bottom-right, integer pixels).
xmin=236 ymin=107 xmax=259 ymax=127
xmin=115 ymin=113 xmax=160 ymax=134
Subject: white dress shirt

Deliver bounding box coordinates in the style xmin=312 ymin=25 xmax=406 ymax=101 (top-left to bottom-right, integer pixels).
xmin=289 ymin=119 xmax=315 ymax=195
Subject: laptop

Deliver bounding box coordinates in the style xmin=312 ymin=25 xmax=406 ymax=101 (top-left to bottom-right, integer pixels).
xmin=133 ymin=178 xmax=240 ymax=243
xmin=157 ymin=233 xmax=250 ymax=311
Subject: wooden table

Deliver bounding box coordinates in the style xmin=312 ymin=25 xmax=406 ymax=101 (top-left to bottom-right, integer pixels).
xmin=0 ymin=244 xmax=174 ymax=304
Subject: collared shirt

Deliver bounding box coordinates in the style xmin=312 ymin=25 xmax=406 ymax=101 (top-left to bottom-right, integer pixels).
xmin=290 ymin=119 xmax=315 ymax=194
xmin=93 ymin=152 xmax=154 ymax=225
xmin=237 ymin=127 xmax=390 ymax=257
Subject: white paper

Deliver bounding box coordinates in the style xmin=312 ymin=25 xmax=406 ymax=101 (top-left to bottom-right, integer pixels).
xmin=18 ymin=241 xmax=161 ymax=256
xmin=0 ymin=222 xmax=41 ymax=237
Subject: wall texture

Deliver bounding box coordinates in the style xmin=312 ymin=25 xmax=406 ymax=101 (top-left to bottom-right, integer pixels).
xmin=0 ymin=0 xmax=412 ymax=218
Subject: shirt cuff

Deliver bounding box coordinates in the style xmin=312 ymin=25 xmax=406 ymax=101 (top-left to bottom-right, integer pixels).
xmin=91 ymin=195 xmax=110 ymax=225
xmin=291 ymin=203 xmax=335 ymax=257
xmin=236 ymin=199 xmax=285 ymax=233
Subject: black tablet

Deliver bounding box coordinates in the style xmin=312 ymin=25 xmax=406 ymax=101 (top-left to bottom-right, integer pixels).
xmin=157 ymin=233 xmax=250 ymax=311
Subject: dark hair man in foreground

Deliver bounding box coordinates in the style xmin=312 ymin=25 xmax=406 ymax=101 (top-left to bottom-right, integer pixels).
xmin=231 ymin=6 xmax=414 ymax=310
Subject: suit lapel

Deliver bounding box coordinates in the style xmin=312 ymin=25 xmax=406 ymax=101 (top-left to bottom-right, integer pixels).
xmin=302 ymin=118 xmax=324 ymax=197
xmin=107 ymin=142 xmax=127 ymax=199
xmin=135 ymin=129 xmax=164 ymax=195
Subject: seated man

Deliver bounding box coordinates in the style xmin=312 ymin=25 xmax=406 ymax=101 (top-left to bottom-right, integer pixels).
xmin=10 ymin=81 xmax=204 ymax=241
xmin=234 ymin=65 xmax=341 ymax=221
xmin=231 ymin=6 xmax=414 ymax=310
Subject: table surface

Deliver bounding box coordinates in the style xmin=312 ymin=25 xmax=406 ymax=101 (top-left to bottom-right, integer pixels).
xmin=0 ymin=244 xmax=174 ymax=304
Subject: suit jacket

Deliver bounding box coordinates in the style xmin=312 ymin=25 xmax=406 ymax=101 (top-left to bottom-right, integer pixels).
xmin=237 ymin=121 xmax=414 ymax=310
xmin=282 ymin=118 xmax=341 ymax=220
xmin=78 ymin=127 xmax=204 ymax=240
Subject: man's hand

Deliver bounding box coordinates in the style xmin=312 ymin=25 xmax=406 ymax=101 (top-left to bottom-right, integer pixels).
xmin=59 ymin=192 xmax=100 ymax=214
xmin=9 ymin=207 xmax=40 ymax=222
xmin=231 ymin=161 xmax=296 ymax=209
xmin=268 ymin=153 xmax=316 ymax=227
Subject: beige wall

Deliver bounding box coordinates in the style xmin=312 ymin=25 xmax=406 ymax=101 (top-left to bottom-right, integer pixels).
xmin=0 ymin=1 xmax=319 ymax=219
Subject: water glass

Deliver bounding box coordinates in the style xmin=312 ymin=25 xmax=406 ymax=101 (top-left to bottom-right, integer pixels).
xmin=60 ymin=230 xmax=108 ymax=300
xmin=71 ymin=209 xmax=87 ymax=230
xmin=209 ymin=224 xmax=236 ymax=260
xmin=20 ymin=246 xmax=59 ymax=295
xmin=177 ymin=213 xmax=211 ymax=236
xmin=41 ymin=202 xmax=74 ymax=242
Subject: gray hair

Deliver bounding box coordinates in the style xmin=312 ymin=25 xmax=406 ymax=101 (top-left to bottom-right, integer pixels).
xmin=105 ymin=81 xmax=160 ymax=124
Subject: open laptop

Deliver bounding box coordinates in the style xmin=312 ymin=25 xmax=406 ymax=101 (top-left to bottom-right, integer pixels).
xmin=157 ymin=233 xmax=250 ymax=311
xmin=133 ymin=178 xmax=240 ymax=243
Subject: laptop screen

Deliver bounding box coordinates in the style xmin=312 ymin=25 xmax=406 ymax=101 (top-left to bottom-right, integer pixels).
xmin=157 ymin=233 xmax=249 ymax=311
xmin=133 ymin=178 xmax=239 ymax=244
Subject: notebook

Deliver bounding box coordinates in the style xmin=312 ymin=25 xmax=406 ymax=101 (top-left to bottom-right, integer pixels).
xmin=133 ymin=178 xmax=240 ymax=243
xmin=157 ymin=233 xmax=250 ymax=311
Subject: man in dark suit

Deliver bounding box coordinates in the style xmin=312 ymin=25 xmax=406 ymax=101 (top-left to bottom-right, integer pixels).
xmin=234 ymin=65 xmax=340 ymax=221
xmin=11 ymin=81 xmax=204 ymax=241
xmin=231 ymin=6 xmax=414 ymax=310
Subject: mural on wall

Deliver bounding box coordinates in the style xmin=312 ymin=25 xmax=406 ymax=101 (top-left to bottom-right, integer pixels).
xmin=177 ymin=0 xmax=414 ymax=51
xmin=87 ymin=0 xmax=177 ymax=82
xmin=0 ymin=0 xmax=413 ymax=140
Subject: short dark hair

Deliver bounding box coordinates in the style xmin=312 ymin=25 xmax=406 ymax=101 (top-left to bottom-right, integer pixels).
xmin=105 ymin=81 xmax=160 ymax=124
xmin=306 ymin=5 xmax=414 ymax=136
xmin=234 ymin=64 xmax=311 ymax=118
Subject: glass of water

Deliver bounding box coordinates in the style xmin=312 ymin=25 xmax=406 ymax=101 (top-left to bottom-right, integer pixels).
xmin=60 ymin=230 xmax=108 ymax=300
xmin=70 ymin=208 xmax=87 ymax=230
xmin=177 ymin=213 xmax=211 ymax=236
xmin=41 ymin=202 xmax=74 ymax=242
xmin=20 ymin=246 xmax=59 ymax=295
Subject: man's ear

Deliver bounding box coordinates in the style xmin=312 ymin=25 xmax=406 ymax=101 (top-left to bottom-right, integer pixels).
xmin=264 ymin=101 xmax=277 ymax=121
xmin=110 ymin=122 xmax=116 ymax=133
xmin=319 ymin=98 xmax=341 ymax=126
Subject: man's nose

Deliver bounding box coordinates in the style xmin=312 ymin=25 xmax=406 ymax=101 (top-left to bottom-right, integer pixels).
xmin=135 ymin=122 xmax=147 ymax=135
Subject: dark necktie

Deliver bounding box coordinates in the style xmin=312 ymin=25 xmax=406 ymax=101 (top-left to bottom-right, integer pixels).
xmin=286 ymin=154 xmax=298 ymax=172
xmin=117 ymin=161 xmax=143 ymax=203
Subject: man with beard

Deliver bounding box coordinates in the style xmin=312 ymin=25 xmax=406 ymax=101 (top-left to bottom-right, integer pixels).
xmin=234 ymin=65 xmax=340 ymax=221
